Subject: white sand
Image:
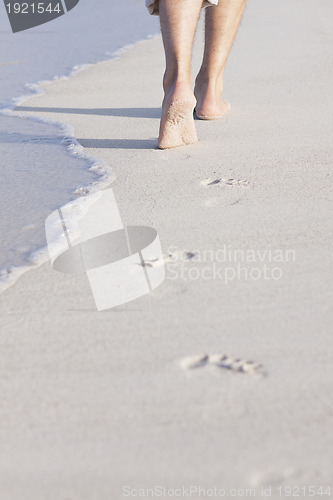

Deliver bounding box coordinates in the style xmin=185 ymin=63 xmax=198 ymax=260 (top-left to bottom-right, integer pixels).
xmin=1 ymin=0 xmax=333 ymax=498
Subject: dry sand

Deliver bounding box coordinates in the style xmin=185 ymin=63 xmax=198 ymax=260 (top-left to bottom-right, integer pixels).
xmin=1 ymin=0 xmax=333 ymax=498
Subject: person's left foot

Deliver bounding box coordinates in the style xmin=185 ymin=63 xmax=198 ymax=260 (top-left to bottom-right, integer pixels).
xmin=158 ymin=81 xmax=198 ymax=149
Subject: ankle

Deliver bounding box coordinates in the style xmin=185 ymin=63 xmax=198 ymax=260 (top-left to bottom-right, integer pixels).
xmin=195 ymin=71 xmax=224 ymax=94
xmin=163 ymin=70 xmax=192 ymax=94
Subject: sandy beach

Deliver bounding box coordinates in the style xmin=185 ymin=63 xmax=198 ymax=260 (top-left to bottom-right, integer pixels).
xmin=1 ymin=0 xmax=333 ymax=498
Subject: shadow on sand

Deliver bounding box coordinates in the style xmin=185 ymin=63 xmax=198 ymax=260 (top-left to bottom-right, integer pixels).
xmin=15 ymin=106 xmax=161 ymax=119
xmin=77 ymin=138 xmax=157 ymax=149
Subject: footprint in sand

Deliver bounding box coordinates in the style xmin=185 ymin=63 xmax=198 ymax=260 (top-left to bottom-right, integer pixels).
xmin=201 ymin=177 xmax=249 ymax=207
xmin=250 ymin=468 xmax=299 ymax=488
xmin=138 ymin=254 xmax=172 ymax=268
xmin=139 ymin=250 xmax=197 ymax=268
xmin=181 ymin=352 xmax=264 ymax=376
xmin=181 ymin=354 xmax=209 ymax=369
xmin=201 ymin=177 xmax=250 ymax=188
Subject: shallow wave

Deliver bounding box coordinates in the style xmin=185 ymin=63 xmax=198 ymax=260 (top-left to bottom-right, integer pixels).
xmin=0 ymin=34 xmax=160 ymax=293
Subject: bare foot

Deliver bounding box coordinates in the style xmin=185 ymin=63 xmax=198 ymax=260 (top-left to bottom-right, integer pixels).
xmin=158 ymin=81 xmax=198 ymax=149
xmin=194 ymin=78 xmax=230 ymax=120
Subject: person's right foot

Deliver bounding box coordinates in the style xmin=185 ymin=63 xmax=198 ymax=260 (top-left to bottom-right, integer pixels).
xmin=158 ymin=81 xmax=198 ymax=149
xmin=194 ymin=77 xmax=230 ymax=120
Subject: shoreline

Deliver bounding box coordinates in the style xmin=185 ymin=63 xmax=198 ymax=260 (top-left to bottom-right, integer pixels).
xmin=0 ymin=35 xmax=160 ymax=293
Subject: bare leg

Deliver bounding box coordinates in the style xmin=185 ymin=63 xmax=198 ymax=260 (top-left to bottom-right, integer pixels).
xmin=158 ymin=0 xmax=202 ymax=149
xmin=194 ymin=0 xmax=246 ymax=120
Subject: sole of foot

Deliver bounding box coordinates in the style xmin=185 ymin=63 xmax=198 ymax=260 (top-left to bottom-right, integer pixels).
xmin=158 ymin=91 xmax=198 ymax=149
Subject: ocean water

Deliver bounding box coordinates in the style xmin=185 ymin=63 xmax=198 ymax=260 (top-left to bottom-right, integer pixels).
xmin=0 ymin=0 xmax=159 ymax=289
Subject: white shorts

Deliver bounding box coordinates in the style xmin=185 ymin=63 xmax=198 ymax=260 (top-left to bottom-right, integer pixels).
xmin=146 ymin=0 xmax=218 ymax=16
